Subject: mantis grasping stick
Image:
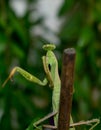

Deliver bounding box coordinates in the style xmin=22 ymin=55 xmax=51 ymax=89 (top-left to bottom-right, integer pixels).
xmin=2 ymin=44 xmax=99 ymax=130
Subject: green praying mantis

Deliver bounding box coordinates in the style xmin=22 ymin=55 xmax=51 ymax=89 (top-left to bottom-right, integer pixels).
xmin=2 ymin=44 xmax=100 ymax=130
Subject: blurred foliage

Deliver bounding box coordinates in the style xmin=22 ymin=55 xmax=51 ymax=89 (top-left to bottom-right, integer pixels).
xmin=0 ymin=0 xmax=101 ymax=130
xmin=58 ymin=0 xmax=101 ymax=129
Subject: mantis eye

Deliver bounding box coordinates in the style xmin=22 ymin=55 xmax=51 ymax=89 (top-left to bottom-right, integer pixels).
xmin=48 ymin=64 xmax=51 ymax=71
xmin=43 ymin=44 xmax=56 ymax=51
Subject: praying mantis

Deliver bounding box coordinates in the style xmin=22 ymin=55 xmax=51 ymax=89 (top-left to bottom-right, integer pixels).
xmin=2 ymin=44 xmax=74 ymax=130
xmin=2 ymin=44 xmax=100 ymax=130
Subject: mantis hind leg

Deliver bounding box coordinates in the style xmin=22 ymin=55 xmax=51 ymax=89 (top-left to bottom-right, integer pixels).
xmin=33 ymin=112 xmax=57 ymax=129
xmin=89 ymin=119 xmax=100 ymax=130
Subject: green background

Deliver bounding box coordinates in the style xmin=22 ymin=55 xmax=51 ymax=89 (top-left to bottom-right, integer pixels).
xmin=0 ymin=0 xmax=101 ymax=130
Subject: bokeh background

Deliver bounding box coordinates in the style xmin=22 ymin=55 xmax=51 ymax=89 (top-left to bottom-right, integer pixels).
xmin=0 ymin=0 xmax=101 ymax=130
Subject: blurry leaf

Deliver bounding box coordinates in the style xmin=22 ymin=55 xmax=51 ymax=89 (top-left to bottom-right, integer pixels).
xmin=59 ymin=0 xmax=75 ymax=16
xmin=0 ymin=33 xmax=7 ymax=54
xmin=88 ymin=44 xmax=98 ymax=78
xmin=11 ymin=43 xmax=25 ymax=59
xmin=98 ymin=70 xmax=101 ymax=85
xmin=79 ymin=100 xmax=89 ymax=118
xmin=74 ymin=75 xmax=90 ymax=101
xmin=0 ymin=98 xmax=5 ymax=121
xmin=9 ymin=11 xmax=28 ymax=47
xmin=59 ymin=10 xmax=82 ymax=40
xmin=93 ymin=1 xmax=101 ymax=22
xmin=77 ymin=26 xmax=94 ymax=48
xmin=75 ymin=49 xmax=85 ymax=75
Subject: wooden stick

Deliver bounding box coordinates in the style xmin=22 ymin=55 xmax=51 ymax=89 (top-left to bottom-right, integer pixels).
xmin=58 ymin=48 xmax=76 ymax=130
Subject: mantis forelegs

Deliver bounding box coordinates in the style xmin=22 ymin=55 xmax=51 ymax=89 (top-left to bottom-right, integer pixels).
xmin=42 ymin=56 xmax=53 ymax=87
xmin=2 ymin=67 xmax=48 ymax=87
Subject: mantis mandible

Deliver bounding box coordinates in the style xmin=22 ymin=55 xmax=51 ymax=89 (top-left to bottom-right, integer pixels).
xmin=2 ymin=44 xmax=99 ymax=130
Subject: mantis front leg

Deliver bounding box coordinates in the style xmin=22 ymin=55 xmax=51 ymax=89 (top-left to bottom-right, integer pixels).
xmin=2 ymin=67 xmax=48 ymax=87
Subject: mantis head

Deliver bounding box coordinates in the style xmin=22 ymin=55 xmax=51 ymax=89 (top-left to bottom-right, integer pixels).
xmin=43 ymin=44 xmax=56 ymax=51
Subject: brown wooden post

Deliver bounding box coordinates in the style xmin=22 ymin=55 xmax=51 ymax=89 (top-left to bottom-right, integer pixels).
xmin=58 ymin=48 xmax=76 ymax=130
